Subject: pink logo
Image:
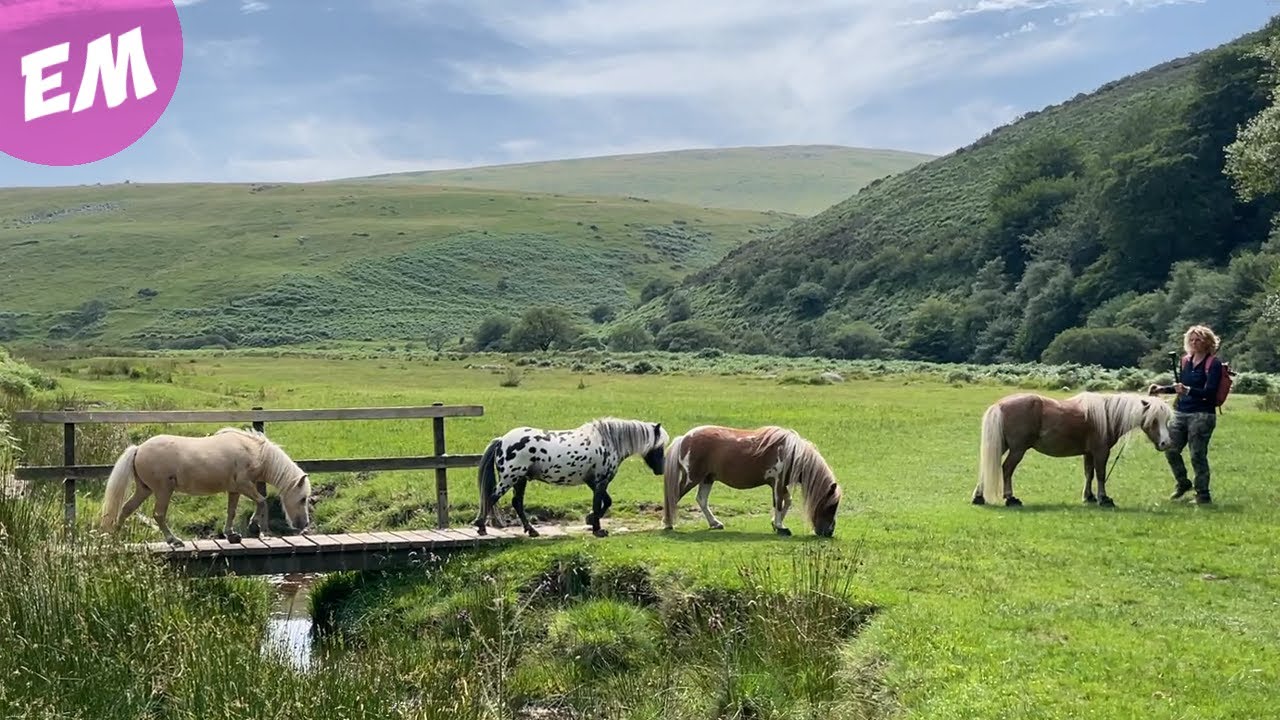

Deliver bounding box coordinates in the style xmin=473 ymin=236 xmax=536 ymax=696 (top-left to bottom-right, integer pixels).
xmin=0 ymin=0 xmax=184 ymax=167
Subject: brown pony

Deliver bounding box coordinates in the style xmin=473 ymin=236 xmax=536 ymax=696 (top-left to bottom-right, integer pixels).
xmin=973 ymin=391 xmax=1174 ymax=508
xmin=662 ymin=425 xmax=842 ymax=537
xmin=100 ymin=427 xmax=313 ymax=548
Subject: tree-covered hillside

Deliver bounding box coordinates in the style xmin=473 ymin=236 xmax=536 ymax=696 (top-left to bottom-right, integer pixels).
xmin=616 ymin=17 xmax=1280 ymax=372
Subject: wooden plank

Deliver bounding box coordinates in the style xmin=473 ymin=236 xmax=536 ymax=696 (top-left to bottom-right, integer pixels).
xmin=279 ymin=534 xmax=320 ymax=553
xmin=15 ymin=453 xmax=485 ymax=482
xmin=13 ymin=405 xmax=484 ymax=424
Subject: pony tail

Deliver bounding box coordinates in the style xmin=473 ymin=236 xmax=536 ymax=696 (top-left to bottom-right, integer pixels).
xmin=100 ymin=445 xmax=138 ymax=532
xmin=474 ymin=439 xmax=501 ymax=534
xmin=978 ymin=404 xmax=1004 ymax=503
xmin=662 ymin=434 xmax=685 ymax=529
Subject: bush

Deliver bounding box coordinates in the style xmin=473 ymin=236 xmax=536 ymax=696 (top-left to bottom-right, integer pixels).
xmin=1041 ymin=326 xmax=1152 ymax=369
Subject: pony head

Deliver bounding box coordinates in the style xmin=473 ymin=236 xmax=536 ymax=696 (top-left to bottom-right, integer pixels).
xmin=812 ymin=485 xmax=841 ymax=538
xmin=1138 ymin=396 xmax=1175 ymax=452
xmin=642 ymin=422 xmax=669 ymax=475
xmin=279 ymin=471 xmax=312 ymax=531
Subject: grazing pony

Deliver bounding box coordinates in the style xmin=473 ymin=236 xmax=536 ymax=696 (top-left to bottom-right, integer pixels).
xmin=662 ymin=425 xmax=842 ymax=537
xmin=474 ymin=417 xmax=668 ymax=538
xmin=100 ymin=427 xmax=313 ymax=548
xmin=973 ymin=391 xmax=1174 ymax=508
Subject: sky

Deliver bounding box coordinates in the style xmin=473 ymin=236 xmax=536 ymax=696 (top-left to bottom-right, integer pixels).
xmin=0 ymin=0 xmax=1276 ymax=187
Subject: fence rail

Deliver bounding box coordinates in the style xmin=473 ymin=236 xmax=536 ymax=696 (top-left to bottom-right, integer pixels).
xmin=11 ymin=402 xmax=484 ymax=534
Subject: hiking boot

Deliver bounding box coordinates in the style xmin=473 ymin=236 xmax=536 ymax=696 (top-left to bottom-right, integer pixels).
xmin=1194 ymin=492 xmax=1212 ymax=505
xmin=1170 ymin=483 xmax=1193 ymax=500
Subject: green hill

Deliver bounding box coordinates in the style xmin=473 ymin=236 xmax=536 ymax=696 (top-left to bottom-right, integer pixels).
xmin=343 ymin=145 xmax=935 ymax=216
xmin=0 ymin=182 xmax=793 ymax=350
xmin=623 ymin=17 xmax=1280 ymax=373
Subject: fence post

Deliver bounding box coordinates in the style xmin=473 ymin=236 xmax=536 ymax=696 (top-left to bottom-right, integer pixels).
xmin=433 ymin=402 xmax=448 ymax=529
xmin=252 ymin=406 xmax=267 ymax=525
xmin=63 ymin=417 xmax=76 ymax=538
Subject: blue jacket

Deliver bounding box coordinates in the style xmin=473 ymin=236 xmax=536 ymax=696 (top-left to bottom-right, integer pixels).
xmin=1161 ymin=355 xmax=1222 ymax=413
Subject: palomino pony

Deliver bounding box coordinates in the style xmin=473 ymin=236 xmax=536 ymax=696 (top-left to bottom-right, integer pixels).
xmin=973 ymin=391 xmax=1174 ymax=508
xmin=662 ymin=425 xmax=842 ymax=537
xmin=474 ymin=417 xmax=668 ymax=538
xmin=100 ymin=427 xmax=313 ymax=548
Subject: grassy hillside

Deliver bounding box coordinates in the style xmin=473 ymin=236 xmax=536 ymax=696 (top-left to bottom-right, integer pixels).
xmin=0 ymin=182 xmax=792 ymax=349
xmin=628 ymin=18 xmax=1280 ymax=373
xmin=345 ymin=145 xmax=935 ymax=216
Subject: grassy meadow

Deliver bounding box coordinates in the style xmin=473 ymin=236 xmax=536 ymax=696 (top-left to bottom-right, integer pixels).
xmin=3 ymin=350 xmax=1280 ymax=719
xmin=346 ymin=145 xmax=936 ymax=216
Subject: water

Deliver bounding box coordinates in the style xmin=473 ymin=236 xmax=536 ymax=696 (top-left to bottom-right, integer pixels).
xmin=262 ymin=572 xmax=320 ymax=671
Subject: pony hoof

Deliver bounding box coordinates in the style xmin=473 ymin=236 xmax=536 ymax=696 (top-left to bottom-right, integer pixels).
xmin=1099 ymin=497 xmax=1115 ymax=508
xmin=774 ymin=527 xmax=792 ymax=537
xmin=1083 ymin=494 xmax=1097 ymax=504
xmin=525 ymin=527 xmax=540 ymax=538
xmin=972 ymin=495 xmax=986 ymax=506
xmin=226 ymin=532 xmax=242 ymax=544
xmin=476 ymin=526 xmax=488 ymax=536
xmin=1005 ymin=497 xmax=1023 ymax=507
xmin=709 ymin=523 xmax=724 ymax=530
xmin=167 ymin=539 xmax=184 ymax=549
xmin=592 ymin=529 xmax=609 ymax=538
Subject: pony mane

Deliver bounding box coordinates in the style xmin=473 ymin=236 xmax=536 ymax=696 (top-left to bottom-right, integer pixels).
xmin=586 ymin=417 xmax=668 ymax=456
xmin=1072 ymin=392 xmax=1172 ymax=444
xmin=753 ymin=426 xmax=841 ymax=526
xmin=214 ymin=426 xmax=307 ymax=493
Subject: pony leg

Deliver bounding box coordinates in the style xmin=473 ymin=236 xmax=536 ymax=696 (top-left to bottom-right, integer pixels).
xmin=1094 ymin=451 xmax=1115 ymax=508
xmin=1002 ymin=449 xmax=1026 ymax=507
xmin=771 ymin=482 xmax=792 ymax=536
xmin=1082 ymin=455 xmax=1097 ymax=504
xmin=116 ymin=482 xmax=152 ymax=530
xmin=586 ymin=482 xmax=613 ymax=538
xmin=220 ymin=493 xmax=243 ymax=543
xmin=695 ymin=481 xmax=723 ymax=530
xmin=511 ymin=477 xmax=538 ymax=537
xmin=151 ymin=489 xmax=183 ymax=548
xmin=247 ymin=484 xmax=271 ymax=538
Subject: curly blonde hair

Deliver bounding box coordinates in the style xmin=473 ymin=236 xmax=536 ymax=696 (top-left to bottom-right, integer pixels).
xmin=1183 ymin=325 xmax=1220 ymax=355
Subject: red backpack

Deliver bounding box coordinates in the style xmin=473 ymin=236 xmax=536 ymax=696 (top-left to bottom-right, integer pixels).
xmin=1184 ymin=353 xmax=1234 ymax=412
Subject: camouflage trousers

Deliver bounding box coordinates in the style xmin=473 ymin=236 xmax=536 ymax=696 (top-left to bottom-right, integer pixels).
xmin=1165 ymin=410 xmax=1218 ymax=495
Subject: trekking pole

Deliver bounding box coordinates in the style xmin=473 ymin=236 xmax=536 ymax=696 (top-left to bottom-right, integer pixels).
xmin=1167 ymin=351 xmax=1179 ymax=390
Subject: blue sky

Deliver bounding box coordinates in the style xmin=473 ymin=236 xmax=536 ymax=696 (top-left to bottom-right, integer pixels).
xmin=1 ymin=0 xmax=1276 ymax=187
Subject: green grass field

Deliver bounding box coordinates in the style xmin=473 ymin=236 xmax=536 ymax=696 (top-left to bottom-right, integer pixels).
xmin=5 ymin=352 xmax=1280 ymax=719
xmin=0 ymin=182 xmax=792 ymax=348
xmin=345 ymin=145 xmax=935 ymax=216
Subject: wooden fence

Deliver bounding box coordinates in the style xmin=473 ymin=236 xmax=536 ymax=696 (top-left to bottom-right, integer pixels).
xmin=11 ymin=403 xmax=485 ymax=533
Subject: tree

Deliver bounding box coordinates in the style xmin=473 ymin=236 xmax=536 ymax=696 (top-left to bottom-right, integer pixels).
xmin=786 ymin=282 xmax=829 ymax=319
xmin=589 ymin=304 xmax=615 ymax=324
xmin=901 ymin=297 xmax=962 ymax=362
xmin=1226 ymin=36 xmax=1280 ymax=202
xmin=666 ymin=292 xmax=692 ymax=323
xmin=655 ymin=320 xmax=728 ymax=352
xmin=606 ymin=322 xmax=653 ymax=352
xmin=472 ymin=316 xmax=512 ymax=351
xmin=507 ymin=307 xmax=580 ymax=351
xmin=1040 ymin=326 xmax=1152 ymax=369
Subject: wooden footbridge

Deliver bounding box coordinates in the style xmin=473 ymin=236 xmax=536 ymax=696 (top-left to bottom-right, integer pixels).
xmin=11 ymin=402 xmax=576 ymax=576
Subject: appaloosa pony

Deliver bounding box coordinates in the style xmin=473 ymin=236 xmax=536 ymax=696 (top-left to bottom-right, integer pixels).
xmin=100 ymin=427 xmax=313 ymax=547
xmin=474 ymin=417 xmax=668 ymax=538
xmin=973 ymin=391 xmax=1174 ymax=508
xmin=662 ymin=424 xmax=842 ymax=537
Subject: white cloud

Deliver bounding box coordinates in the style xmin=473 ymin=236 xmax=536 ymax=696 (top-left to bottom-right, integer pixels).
xmin=240 ymin=0 xmax=268 ymax=13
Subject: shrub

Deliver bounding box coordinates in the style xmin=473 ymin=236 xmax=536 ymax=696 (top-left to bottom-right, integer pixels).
xmin=1040 ymin=326 xmax=1152 ymax=369
xmin=546 ymin=599 xmax=659 ymax=674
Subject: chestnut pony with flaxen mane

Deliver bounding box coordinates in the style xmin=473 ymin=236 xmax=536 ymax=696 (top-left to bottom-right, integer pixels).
xmin=662 ymin=425 xmax=842 ymax=537
xmin=973 ymin=390 xmax=1174 ymax=508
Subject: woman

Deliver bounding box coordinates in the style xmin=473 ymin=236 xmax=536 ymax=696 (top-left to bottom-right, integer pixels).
xmin=1147 ymin=325 xmax=1223 ymax=504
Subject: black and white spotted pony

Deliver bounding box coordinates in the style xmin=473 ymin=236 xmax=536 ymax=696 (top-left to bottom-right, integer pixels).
xmin=474 ymin=417 xmax=669 ymax=538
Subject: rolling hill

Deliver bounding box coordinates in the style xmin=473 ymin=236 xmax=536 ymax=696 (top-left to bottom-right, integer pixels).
xmin=0 ymin=182 xmax=793 ymax=349
xmin=622 ymin=17 xmax=1280 ymax=372
xmin=343 ymin=145 xmax=935 ymax=216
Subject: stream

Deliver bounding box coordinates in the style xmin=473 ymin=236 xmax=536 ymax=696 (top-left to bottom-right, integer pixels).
xmin=262 ymin=572 xmax=321 ymax=671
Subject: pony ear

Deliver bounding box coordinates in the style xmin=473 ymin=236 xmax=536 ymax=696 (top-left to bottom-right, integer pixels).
xmin=1141 ymin=399 xmax=1150 ymax=409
